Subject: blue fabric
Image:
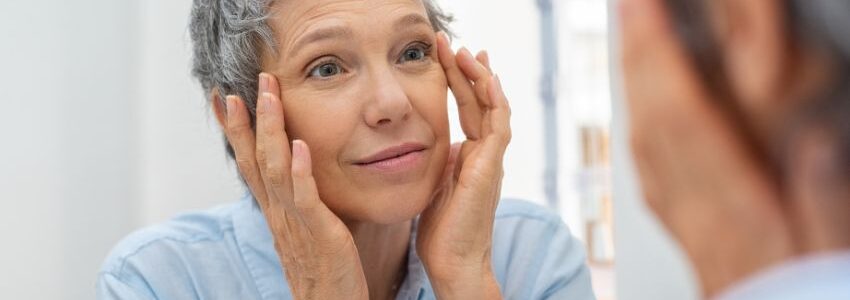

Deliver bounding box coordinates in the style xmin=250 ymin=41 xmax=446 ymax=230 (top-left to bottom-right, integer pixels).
xmin=715 ymin=252 xmax=850 ymax=300
xmin=97 ymin=195 xmax=595 ymax=300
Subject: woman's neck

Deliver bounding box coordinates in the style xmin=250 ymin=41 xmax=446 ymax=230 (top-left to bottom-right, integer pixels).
xmin=345 ymin=220 xmax=412 ymax=300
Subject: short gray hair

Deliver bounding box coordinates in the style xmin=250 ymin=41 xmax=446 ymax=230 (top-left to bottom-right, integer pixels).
xmin=188 ymin=0 xmax=453 ymax=160
xmin=787 ymin=0 xmax=850 ymax=175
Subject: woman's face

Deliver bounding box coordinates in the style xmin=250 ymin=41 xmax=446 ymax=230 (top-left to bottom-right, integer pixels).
xmin=262 ymin=0 xmax=450 ymax=224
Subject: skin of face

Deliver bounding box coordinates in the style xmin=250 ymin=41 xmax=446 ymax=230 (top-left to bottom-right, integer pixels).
xmin=260 ymin=0 xmax=451 ymax=225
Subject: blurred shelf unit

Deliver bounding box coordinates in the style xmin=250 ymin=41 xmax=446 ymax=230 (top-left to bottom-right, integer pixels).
xmin=578 ymin=125 xmax=614 ymax=265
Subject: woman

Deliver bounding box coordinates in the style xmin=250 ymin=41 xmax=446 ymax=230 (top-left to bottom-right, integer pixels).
xmin=621 ymin=0 xmax=850 ymax=298
xmin=97 ymin=0 xmax=594 ymax=299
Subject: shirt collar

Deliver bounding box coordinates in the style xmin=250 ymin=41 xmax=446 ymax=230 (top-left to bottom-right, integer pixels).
xmin=232 ymin=194 xmax=290 ymax=299
xmin=396 ymin=217 xmax=432 ymax=300
xmin=715 ymin=251 xmax=850 ymax=300
xmin=231 ymin=194 xmax=432 ymax=300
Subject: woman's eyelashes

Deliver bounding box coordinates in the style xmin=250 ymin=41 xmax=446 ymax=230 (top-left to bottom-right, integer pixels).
xmin=307 ymin=57 xmax=345 ymax=79
xmin=397 ymin=42 xmax=432 ymax=64
xmin=304 ymin=41 xmax=433 ymax=80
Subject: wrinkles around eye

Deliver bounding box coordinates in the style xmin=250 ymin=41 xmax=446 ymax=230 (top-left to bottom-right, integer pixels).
xmin=398 ymin=42 xmax=433 ymax=64
xmin=300 ymin=38 xmax=436 ymax=82
xmin=305 ymin=56 xmax=347 ymax=80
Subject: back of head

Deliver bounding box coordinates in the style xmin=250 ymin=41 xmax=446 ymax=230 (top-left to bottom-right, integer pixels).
xmin=665 ymin=0 xmax=850 ymax=178
xmin=664 ymin=0 xmax=850 ymax=251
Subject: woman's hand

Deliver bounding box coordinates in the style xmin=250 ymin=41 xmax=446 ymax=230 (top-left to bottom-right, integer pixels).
xmin=415 ymin=32 xmax=511 ymax=299
xmin=223 ymin=73 xmax=368 ymax=300
xmin=619 ymin=0 xmax=795 ymax=296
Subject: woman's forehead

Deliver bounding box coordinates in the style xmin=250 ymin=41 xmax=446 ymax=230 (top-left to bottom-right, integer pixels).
xmin=269 ymin=0 xmax=431 ymax=54
xmin=270 ymin=0 xmax=427 ymax=32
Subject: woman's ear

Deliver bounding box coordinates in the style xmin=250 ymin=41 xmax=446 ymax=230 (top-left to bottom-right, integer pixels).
xmin=210 ymin=88 xmax=228 ymax=130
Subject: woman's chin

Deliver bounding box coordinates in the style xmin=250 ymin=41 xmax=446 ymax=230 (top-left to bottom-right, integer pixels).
xmin=371 ymin=192 xmax=435 ymax=225
xmin=334 ymin=185 xmax=437 ymax=225
xmin=323 ymin=148 xmax=447 ymax=225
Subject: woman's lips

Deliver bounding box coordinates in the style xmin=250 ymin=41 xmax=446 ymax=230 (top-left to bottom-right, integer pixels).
xmin=354 ymin=143 xmax=427 ymax=173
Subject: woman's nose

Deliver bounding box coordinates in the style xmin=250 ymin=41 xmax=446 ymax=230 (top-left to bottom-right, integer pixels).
xmin=363 ymin=70 xmax=412 ymax=128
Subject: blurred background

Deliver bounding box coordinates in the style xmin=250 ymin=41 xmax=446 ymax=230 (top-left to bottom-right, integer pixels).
xmin=0 ymin=0 xmax=696 ymax=299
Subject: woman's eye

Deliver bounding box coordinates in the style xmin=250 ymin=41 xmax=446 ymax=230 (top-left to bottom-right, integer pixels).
xmin=399 ymin=45 xmax=429 ymax=63
xmin=308 ymin=62 xmax=342 ymax=78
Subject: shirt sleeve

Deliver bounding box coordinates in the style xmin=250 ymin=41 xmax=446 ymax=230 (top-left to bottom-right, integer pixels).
xmin=96 ymin=272 xmax=153 ymax=300
xmin=492 ymin=200 xmax=597 ymax=300
xmin=531 ymin=219 xmax=596 ymax=300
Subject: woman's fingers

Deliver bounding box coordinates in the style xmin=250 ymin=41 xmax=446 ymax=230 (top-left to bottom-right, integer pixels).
xmin=260 ymin=73 xmax=283 ymax=106
xmin=486 ymin=74 xmax=512 ymax=152
xmin=436 ymin=33 xmax=510 ymax=166
xmin=458 ymin=74 xmax=511 ymax=181
xmin=456 ymin=48 xmax=497 ymax=137
xmin=629 ymin=132 xmax=666 ymax=215
xmin=252 ymin=72 xmax=344 ymax=240
xmin=457 ymin=48 xmax=490 ymax=83
xmin=437 ymin=31 xmax=482 ymax=140
xmin=456 ymin=48 xmax=493 ymax=109
xmin=225 ymin=95 xmax=271 ymax=210
xmin=290 ymin=140 xmax=344 ymax=238
xmin=436 ymin=32 xmax=500 ymax=142
xmin=476 ymin=50 xmax=492 ymax=73
xmin=454 ymin=75 xmax=511 ymax=201
xmin=620 ymin=0 xmax=721 ymax=193
xmin=255 ymin=75 xmax=296 ymax=212
xmin=443 ymin=143 xmax=462 ymax=180
xmin=620 ymin=0 xmax=789 ymax=249
xmin=620 ymin=0 xmax=706 ymax=124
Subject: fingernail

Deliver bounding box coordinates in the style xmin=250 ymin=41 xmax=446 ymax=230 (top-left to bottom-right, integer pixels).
xmin=259 ymin=73 xmax=269 ymax=93
xmin=457 ymin=47 xmax=475 ymax=65
xmin=438 ymin=31 xmax=450 ymax=43
xmin=225 ymin=95 xmax=237 ymax=120
xmin=456 ymin=47 xmax=467 ymax=57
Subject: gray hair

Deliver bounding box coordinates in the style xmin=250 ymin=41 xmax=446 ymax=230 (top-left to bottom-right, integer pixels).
xmin=787 ymin=0 xmax=850 ymax=175
xmin=188 ymin=0 xmax=453 ymax=160
xmin=791 ymin=0 xmax=850 ymax=64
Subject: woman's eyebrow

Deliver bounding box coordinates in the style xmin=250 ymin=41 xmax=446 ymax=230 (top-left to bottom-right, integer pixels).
xmin=393 ymin=13 xmax=430 ymax=31
xmin=290 ymin=26 xmax=354 ymax=57
xmin=288 ymin=13 xmax=429 ymax=57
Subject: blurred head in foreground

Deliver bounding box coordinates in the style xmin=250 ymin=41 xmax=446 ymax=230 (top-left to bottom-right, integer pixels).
xmin=622 ymin=0 xmax=850 ymax=296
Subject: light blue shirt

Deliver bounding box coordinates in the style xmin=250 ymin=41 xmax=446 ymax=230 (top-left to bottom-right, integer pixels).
xmin=97 ymin=196 xmax=595 ymax=300
xmin=715 ymin=251 xmax=850 ymax=300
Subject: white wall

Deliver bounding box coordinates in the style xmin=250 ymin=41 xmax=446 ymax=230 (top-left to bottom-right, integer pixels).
xmin=136 ymin=0 xmax=244 ymax=225
xmin=0 ymin=1 xmax=139 ymax=299
xmin=607 ymin=0 xmax=700 ymax=299
xmin=0 ymin=1 xmax=242 ymax=299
